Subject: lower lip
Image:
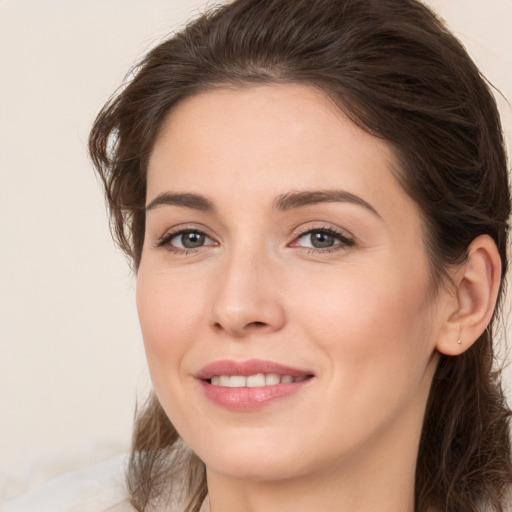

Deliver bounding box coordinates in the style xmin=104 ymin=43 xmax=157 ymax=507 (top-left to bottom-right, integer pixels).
xmin=200 ymin=379 xmax=312 ymax=411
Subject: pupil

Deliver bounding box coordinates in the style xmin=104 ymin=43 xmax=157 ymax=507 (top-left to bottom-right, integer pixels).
xmin=182 ymin=232 xmax=205 ymax=248
xmin=311 ymin=232 xmax=334 ymax=248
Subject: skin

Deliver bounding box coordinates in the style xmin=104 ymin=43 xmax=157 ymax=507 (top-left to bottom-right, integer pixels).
xmin=136 ymin=84 xmax=493 ymax=512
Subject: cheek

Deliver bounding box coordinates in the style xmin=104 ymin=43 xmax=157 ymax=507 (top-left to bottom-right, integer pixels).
xmin=136 ymin=269 xmax=209 ymax=441
xmin=136 ymin=268 xmax=201 ymax=388
xmin=297 ymin=261 xmax=431 ymax=335
xmin=293 ymin=268 xmax=436 ymax=450
xmin=294 ymin=261 xmax=435 ymax=388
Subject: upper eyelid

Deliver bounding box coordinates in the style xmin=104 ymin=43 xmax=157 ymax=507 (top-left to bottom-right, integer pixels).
xmin=155 ymin=225 xmax=216 ymax=248
xmin=157 ymin=223 xmax=215 ymax=238
xmin=293 ymin=224 xmax=354 ymax=240
xmin=290 ymin=225 xmax=356 ymax=249
xmin=153 ymin=223 xmax=355 ymax=247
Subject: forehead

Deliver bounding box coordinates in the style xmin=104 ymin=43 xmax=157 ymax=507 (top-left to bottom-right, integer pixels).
xmin=147 ymin=84 xmax=413 ymax=222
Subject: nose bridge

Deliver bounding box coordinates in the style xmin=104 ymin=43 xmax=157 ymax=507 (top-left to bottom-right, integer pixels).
xmin=210 ymin=234 xmax=285 ymax=337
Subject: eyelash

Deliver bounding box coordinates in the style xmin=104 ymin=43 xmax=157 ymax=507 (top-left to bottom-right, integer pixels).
xmin=155 ymin=226 xmax=355 ymax=255
xmin=156 ymin=227 xmax=216 ymax=255
xmin=292 ymin=226 xmax=355 ymax=254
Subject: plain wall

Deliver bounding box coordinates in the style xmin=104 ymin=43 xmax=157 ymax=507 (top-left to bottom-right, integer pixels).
xmin=1 ymin=0 xmax=511 ymax=502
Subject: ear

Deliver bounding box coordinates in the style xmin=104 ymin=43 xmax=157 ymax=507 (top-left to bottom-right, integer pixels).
xmin=436 ymin=235 xmax=502 ymax=356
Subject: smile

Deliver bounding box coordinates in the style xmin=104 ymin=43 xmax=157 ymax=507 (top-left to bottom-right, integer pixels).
xmin=210 ymin=374 xmax=308 ymax=387
xmin=197 ymin=359 xmax=314 ymax=410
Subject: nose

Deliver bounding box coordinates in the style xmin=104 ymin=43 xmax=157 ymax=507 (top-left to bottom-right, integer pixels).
xmin=209 ymin=249 xmax=286 ymax=338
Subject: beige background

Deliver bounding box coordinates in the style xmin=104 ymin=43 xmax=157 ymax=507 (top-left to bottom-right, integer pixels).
xmin=1 ymin=0 xmax=511 ymax=502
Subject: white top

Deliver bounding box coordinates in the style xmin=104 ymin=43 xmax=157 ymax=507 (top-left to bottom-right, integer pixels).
xmin=0 ymin=455 xmax=210 ymax=512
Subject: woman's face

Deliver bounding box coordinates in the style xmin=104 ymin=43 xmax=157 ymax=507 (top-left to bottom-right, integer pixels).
xmin=137 ymin=84 xmax=449 ymax=482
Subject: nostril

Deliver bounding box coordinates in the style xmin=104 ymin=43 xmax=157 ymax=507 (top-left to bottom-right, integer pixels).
xmin=248 ymin=321 xmax=267 ymax=329
xmin=212 ymin=320 xmax=268 ymax=336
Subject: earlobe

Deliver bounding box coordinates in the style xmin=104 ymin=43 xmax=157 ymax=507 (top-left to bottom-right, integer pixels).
xmin=436 ymin=235 xmax=501 ymax=356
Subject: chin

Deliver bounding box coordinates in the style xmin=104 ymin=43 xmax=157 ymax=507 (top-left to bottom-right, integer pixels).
xmin=204 ymin=451 xmax=310 ymax=482
xmin=184 ymin=428 xmax=323 ymax=482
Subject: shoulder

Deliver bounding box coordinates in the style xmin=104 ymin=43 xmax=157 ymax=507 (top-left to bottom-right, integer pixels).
xmin=0 ymin=455 xmax=135 ymax=512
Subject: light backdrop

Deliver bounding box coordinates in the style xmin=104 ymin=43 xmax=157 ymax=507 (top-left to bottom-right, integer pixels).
xmin=1 ymin=0 xmax=511 ymax=502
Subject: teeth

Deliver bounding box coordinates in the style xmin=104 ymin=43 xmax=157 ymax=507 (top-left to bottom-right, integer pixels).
xmin=230 ymin=375 xmax=246 ymax=388
xmin=209 ymin=374 xmax=307 ymax=387
xmin=219 ymin=375 xmax=230 ymax=386
xmin=247 ymin=374 xmax=265 ymax=387
xmin=265 ymin=373 xmax=280 ymax=385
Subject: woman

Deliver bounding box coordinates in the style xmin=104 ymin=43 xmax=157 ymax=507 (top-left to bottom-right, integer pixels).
xmin=3 ymin=0 xmax=510 ymax=511
xmin=89 ymin=0 xmax=512 ymax=510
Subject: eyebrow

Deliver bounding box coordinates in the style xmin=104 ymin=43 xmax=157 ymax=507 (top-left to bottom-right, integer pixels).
xmin=272 ymin=189 xmax=380 ymax=217
xmin=145 ymin=189 xmax=380 ymax=217
xmin=146 ymin=193 xmax=215 ymax=212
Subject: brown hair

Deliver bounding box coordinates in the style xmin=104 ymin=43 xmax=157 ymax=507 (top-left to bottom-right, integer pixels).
xmin=89 ymin=0 xmax=512 ymax=510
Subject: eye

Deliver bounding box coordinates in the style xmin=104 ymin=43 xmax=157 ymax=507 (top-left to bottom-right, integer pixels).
xmin=293 ymin=228 xmax=354 ymax=251
xmin=158 ymin=229 xmax=216 ymax=251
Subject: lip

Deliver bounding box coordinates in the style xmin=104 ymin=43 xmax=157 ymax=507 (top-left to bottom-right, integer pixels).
xmin=196 ymin=359 xmax=314 ymax=411
xmin=196 ymin=359 xmax=312 ymax=380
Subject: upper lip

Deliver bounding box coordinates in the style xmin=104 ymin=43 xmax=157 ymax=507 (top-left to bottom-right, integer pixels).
xmin=196 ymin=359 xmax=313 ymax=380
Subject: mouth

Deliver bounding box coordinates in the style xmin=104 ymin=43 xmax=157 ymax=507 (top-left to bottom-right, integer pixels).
xmin=196 ymin=359 xmax=314 ymax=410
xmin=209 ymin=373 xmax=309 ymax=387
